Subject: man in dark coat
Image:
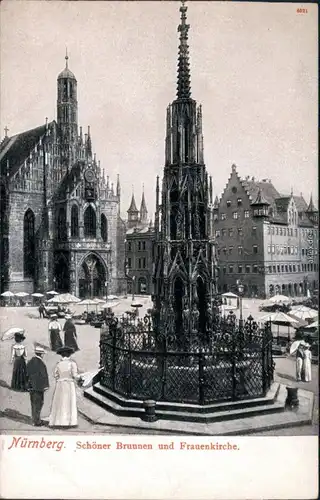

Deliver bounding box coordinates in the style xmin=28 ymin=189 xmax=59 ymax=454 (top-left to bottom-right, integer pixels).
xmin=26 ymin=346 xmax=49 ymax=426
xmin=63 ymin=315 xmax=79 ymax=352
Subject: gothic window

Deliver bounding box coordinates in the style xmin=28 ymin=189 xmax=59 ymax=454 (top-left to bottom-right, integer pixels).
xmin=23 ymin=209 xmax=36 ymax=279
xmin=57 ymin=207 xmax=67 ymax=241
xmin=101 ymin=214 xmax=108 ymax=242
xmin=71 ymin=205 xmax=79 ymax=237
xmin=84 ymin=206 xmax=96 ymax=238
xmin=64 ymin=80 xmax=68 ymax=100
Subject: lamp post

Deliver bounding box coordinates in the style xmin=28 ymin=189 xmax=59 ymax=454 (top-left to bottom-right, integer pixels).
xmin=132 ymin=276 xmax=136 ymax=302
xmin=237 ymin=279 xmax=244 ymax=329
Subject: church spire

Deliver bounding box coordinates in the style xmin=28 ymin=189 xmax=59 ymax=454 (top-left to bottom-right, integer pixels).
xmin=306 ymin=193 xmax=316 ymax=213
xmin=177 ymin=0 xmax=191 ymax=99
xmin=140 ymin=184 xmax=148 ymax=225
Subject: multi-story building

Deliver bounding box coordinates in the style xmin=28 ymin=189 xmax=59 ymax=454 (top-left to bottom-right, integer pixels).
xmin=125 ymin=190 xmax=155 ymax=295
xmin=214 ymin=164 xmax=318 ymax=298
xmin=0 ymin=54 xmax=126 ymax=297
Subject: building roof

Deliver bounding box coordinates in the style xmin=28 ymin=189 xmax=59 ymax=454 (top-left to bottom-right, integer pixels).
xmin=0 ymin=123 xmax=49 ymax=178
xmin=126 ymin=226 xmax=154 ymax=235
xmin=58 ymin=54 xmax=76 ymax=81
xmin=251 ymin=188 xmax=270 ymax=206
xmin=242 ymin=180 xmax=280 ymax=205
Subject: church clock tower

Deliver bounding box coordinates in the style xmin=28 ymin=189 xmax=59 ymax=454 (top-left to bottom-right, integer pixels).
xmin=153 ymin=1 xmax=218 ymax=347
xmin=57 ymin=50 xmax=78 ymax=170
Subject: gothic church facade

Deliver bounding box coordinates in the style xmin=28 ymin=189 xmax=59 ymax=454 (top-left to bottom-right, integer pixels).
xmin=0 ymin=55 xmax=126 ymax=297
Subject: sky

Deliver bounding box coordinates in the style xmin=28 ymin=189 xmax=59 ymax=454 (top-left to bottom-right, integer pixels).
xmin=0 ymin=0 xmax=318 ymax=219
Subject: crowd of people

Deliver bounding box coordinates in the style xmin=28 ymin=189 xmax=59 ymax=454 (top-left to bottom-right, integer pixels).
xmin=9 ymin=315 xmax=82 ymax=428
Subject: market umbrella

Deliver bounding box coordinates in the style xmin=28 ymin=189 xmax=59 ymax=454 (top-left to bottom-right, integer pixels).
xmin=93 ymin=298 xmax=105 ymax=304
xmin=268 ymin=294 xmax=291 ymax=304
xmin=103 ymin=301 xmax=120 ymax=309
xmin=47 ymin=293 xmax=81 ymax=304
xmin=14 ymin=292 xmax=30 ymax=298
xmin=104 ymin=294 xmax=118 ymax=301
xmin=79 ymin=298 xmax=99 ymax=312
xmin=1 ymin=327 xmax=25 ymax=341
xmin=1 ymin=291 xmax=15 ymax=297
xmin=259 ymin=312 xmax=299 ymax=343
xmin=290 ymin=309 xmax=318 ymax=321
xmin=259 ymin=312 xmax=299 ymax=324
xmin=305 ymin=319 xmax=319 ymax=329
xmin=32 ymin=293 xmax=44 ymax=298
xmin=46 ymin=290 xmax=59 ymax=295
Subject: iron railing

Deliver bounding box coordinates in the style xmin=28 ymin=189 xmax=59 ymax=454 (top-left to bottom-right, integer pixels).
xmin=99 ymin=313 xmax=274 ymax=405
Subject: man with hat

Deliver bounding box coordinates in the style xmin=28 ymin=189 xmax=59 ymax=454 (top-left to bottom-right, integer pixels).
xmin=26 ymin=346 xmax=49 ymax=426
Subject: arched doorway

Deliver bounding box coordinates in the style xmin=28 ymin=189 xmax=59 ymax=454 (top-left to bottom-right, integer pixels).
xmin=54 ymin=252 xmax=70 ymax=292
xmin=23 ymin=209 xmax=36 ymax=280
xmin=288 ymin=283 xmax=292 ymax=296
xmin=196 ymin=276 xmax=206 ymax=333
xmin=79 ymin=253 xmax=106 ymax=298
xmin=282 ymin=284 xmax=286 ymax=294
xmin=269 ymin=284 xmax=274 ymax=297
xmin=173 ymin=276 xmax=184 ymax=335
xmin=293 ymin=283 xmax=298 ymax=296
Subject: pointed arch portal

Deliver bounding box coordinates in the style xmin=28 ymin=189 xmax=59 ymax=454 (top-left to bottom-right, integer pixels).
xmin=79 ymin=253 xmax=106 ymax=298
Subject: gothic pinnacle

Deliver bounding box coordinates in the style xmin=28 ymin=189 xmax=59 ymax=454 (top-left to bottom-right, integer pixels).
xmin=177 ymin=0 xmax=191 ymax=99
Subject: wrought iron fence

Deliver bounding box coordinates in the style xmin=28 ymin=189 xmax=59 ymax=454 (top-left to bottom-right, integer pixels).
xmin=99 ymin=313 xmax=274 ymax=405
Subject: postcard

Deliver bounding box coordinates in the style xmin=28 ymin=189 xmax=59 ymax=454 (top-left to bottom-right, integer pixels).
xmin=0 ymin=1 xmax=318 ymax=499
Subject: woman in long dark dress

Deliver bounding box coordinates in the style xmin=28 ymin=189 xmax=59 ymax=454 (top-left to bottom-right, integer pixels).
xmin=48 ymin=314 xmax=63 ymax=352
xmin=63 ymin=315 xmax=79 ymax=352
xmin=11 ymin=332 xmax=29 ymax=391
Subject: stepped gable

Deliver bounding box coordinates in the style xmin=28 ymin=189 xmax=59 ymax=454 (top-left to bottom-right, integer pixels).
xmin=0 ymin=123 xmax=50 ymax=178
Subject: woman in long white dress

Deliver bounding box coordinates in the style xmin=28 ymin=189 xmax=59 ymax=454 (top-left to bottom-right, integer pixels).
xmin=303 ymin=345 xmax=312 ymax=382
xmin=49 ymin=346 xmax=80 ymax=427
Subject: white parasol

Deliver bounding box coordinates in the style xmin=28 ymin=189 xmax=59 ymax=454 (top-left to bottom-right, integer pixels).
xmin=268 ymin=294 xmax=291 ymax=304
xmin=93 ymin=298 xmax=106 ymax=304
xmin=15 ymin=292 xmax=30 ymax=298
xmin=289 ymin=339 xmax=310 ymax=355
xmin=103 ymin=301 xmax=120 ymax=309
xmin=1 ymin=291 xmax=15 ymax=297
xmin=1 ymin=327 xmax=25 ymax=341
xmin=305 ymin=319 xmax=319 ymax=329
xmin=290 ymin=308 xmax=318 ymax=321
xmin=78 ymin=369 xmax=103 ymax=388
xmin=105 ymin=295 xmax=118 ymax=301
xmin=259 ymin=312 xmax=299 ymax=324
xmin=32 ymin=293 xmax=44 ymax=298
xmin=79 ymin=298 xmax=98 ymax=306
xmin=46 ymin=290 xmax=59 ymax=295
xmin=47 ymin=293 xmax=81 ymax=304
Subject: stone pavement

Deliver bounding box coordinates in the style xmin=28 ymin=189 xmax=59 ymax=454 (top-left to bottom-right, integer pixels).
xmin=0 ymin=301 xmax=318 ymax=436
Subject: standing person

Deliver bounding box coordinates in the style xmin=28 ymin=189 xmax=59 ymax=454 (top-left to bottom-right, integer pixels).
xmin=26 ymin=346 xmax=49 ymax=426
xmin=63 ymin=315 xmax=79 ymax=352
xmin=10 ymin=332 xmax=29 ymax=392
xmin=38 ymin=303 xmax=45 ymax=318
xmin=48 ymin=314 xmax=63 ymax=352
xmin=295 ymin=342 xmax=305 ymax=381
xmin=302 ymin=343 xmax=312 ymax=382
xmin=49 ymin=346 xmax=80 ymax=428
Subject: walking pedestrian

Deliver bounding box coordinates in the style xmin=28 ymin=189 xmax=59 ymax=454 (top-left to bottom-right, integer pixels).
xmin=26 ymin=346 xmax=49 ymax=426
xmin=48 ymin=314 xmax=63 ymax=352
xmin=63 ymin=315 xmax=79 ymax=352
xmin=49 ymin=346 xmax=80 ymax=428
xmin=302 ymin=343 xmax=312 ymax=382
xmin=295 ymin=342 xmax=305 ymax=381
xmin=10 ymin=332 xmax=29 ymax=392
